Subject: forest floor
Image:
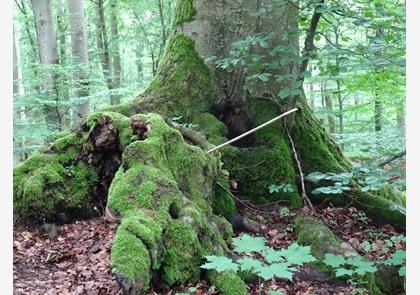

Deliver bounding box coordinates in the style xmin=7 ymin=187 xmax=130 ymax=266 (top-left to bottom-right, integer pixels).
xmin=13 ymin=205 xmax=405 ymax=295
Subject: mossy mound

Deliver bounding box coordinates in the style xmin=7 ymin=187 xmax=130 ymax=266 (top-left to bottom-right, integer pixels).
xmin=209 ymin=271 xmax=248 ymax=295
xmin=107 ymin=113 xmax=234 ymax=293
xmin=13 ymin=111 xmax=133 ymax=223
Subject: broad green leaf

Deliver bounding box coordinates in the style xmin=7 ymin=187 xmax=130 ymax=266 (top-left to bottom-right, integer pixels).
xmin=237 ymin=257 xmax=263 ymax=272
xmin=233 ymin=234 xmax=267 ymax=253
xmin=257 ymin=263 xmax=296 ymax=281
xmin=277 ymin=244 xmax=316 ymax=266
xmin=200 ymin=255 xmax=239 ymax=272
xmin=269 ymin=291 xmax=285 ymax=295
xmin=335 ymin=268 xmax=354 ymax=277
xmin=323 ymin=254 xmax=346 ymax=268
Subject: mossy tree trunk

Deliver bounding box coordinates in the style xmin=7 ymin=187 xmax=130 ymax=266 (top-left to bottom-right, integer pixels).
xmin=14 ymin=0 xmax=405 ymax=294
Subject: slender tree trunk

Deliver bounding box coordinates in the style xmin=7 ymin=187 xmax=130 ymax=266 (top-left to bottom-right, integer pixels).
xmin=109 ymin=0 xmax=121 ymax=104
xmin=157 ymin=0 xmax=167 ymax=64
xmin=396 ymin=98 xmax=405 ymax=127
xmin=68 ymin=0 xmax=90 ymax=122
xmin=56 ymin=0 xmax=70 ymax=128
xmin=95 ymin=0 xmax=114 ymax=104
xmin=31 ymin=0 xmax=62 ymax=130
xmin=13 ymin=28 xmax=19 ymax=95
xmin=324 ymin=91 xmax=336 ymax=135
xmin=135 ymin=44 xmax=144 ymax=82
xmin=16 ymin=0 xmax=41 ymax=94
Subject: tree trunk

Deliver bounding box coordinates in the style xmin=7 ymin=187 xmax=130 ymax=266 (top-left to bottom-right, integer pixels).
xmin=14 ymin=1 xmax=405 ymax=294
xmin=109 ymin=0 xmax=121 ymax=105
xmin=135 ymin=44 xmax=144 ymax=83
xmin=396 ymin=98 xmax=405 ymax=127
xmin=13 ymin=27 xmax=19 ymax=95
xmin=68 ymin=0 xmax=90 ymax=122
xmin=31 ymin=0 xmax=62 ymax=130
xmin=95 ymin=0 xmax=114 ymax=104
xmin=324 ymin=91 xmax=336 ymax=135
xmin=56 ymin=0 xmax=70 ymax=128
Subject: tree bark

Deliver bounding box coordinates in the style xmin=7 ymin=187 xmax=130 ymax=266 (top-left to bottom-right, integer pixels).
xmin=109 ymin=0 xmax=121 ymax=105
xmin=68 ymin=0 xmax=90 ymax=122
xmin=95 ymin=0 xmax=114 ymax=104
xmin=324 ymin=90 xmax=336 ymax=135
xmin=31 ymin=0 xmax=62 ymax=129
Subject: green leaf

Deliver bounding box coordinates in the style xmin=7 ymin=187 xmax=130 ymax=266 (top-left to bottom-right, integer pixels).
xmin=257 ymin=263 xmax=296 ymax=281
xmin=398 ymin=266 xmax=406 ymax=276
xmin=277 ymin=243 xmax=316 ymax=266
xmin=335 ymin=268 xmax=354 ymax=277
xmin=237 ymin=257 xmax=263 ymax=272
xmin=264 ymin=248 xmax=285 ymax=263
xmin=323 ymin=254 xmax=346 ymax=268
xmin=385 ymin=249 xmax=405 ymax=266
xmin=233 ymin=234 xmax=267 ymax=253
xmin=269 ymin=291 xmax=285 ymax=295
xmin=200 ymin=256 xmax=239 ymax=272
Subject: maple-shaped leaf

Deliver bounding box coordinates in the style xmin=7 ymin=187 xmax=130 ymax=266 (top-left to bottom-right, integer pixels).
xmin=257 ymin=263 xmax=296 ymax=281
xmin=385 ymin=249 xmax=405 ymax=266
xmin=264 ymin=248 xmax=285 ymax=263
xmin=200 ymin=255 xmax=239 ymax=272
xmin=323 ymin=253 xmax=346 ymax=268
xmin=237 ymin=257 xmax=263 ymax=272
xmin=277 ymin=243 xmax=316 ymax=266
xmin=346 ymin=256 xmax=377 ymax=275
xmin=233 ymin=234 xmax=267 ymax=253
xmin=335 ymin=268 xmax=354 ymax=277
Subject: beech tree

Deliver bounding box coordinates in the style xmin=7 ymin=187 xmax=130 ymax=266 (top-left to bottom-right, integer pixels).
xmin=13 ymin=0 xmax=405 ymax=294
xmin=68 ymin=0 xmax=90 ymax=122
xmin=31 ymin=0 xmax=62 ymax=129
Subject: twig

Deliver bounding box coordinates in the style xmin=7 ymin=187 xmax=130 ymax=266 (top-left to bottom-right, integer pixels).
xmin=207 ymin=108 xmax=298 ymax=153
xmin=283 ymin=121 xmax=315 ymax=211
xmin=216 ymin=181 xmax=274 ymax=215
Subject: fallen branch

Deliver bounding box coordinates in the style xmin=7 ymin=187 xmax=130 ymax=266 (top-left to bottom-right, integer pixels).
xmin=378 ymin=150 xmax=406 ymax=167
xmin=284 ymin=121 xmax=315 ymax=211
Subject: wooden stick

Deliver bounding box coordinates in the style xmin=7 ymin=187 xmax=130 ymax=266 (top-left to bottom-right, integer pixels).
xmin=206 ymin=108 xmax=298 ymax=154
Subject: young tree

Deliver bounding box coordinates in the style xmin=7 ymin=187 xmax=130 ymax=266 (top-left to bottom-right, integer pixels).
xmin=68 ymin=0 xmax=90 ymax=121
xmin=109 ymin=0 xmax=121 ymax=104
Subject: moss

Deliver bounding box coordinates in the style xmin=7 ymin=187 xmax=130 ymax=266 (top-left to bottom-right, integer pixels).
xmin=162 ymin=220 xmax=203 ymax=285
xmin=110 ymin=225 xmax=151 ymax=291
xmin=145 ymin=34 xmax=213 ymax=119
xmin=212 ymin=175 xmax=236 ymax=220
xmin=192 ymin=113 xmax=229 ymax=145
xmin=290 ymin=98 xmax=351 ymax=174
xmin=106 ymin=113 xmax=233 ymax=292
xmin=173 ymin=0 xmax=196 ymax=26
xmin=294 ymin=215 xmax=343 ymax=260
xmin=210 ymin=271 xmax=247 ymax=295
xmin=222 ymin=144 xmax=301 ymax=206
xmin=374 ymin=183 xmax=406 ymax=207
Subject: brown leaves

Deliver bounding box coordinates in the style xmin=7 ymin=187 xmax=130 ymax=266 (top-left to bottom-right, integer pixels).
xmin=13 ymin=219 xmax=121 ymax=295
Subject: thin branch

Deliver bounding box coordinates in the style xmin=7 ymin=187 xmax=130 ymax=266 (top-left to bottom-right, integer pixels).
xmin=378 ymin=150 xmax=406 ymax=167
xmin=283 ymin=120 xmax=315 ymax=211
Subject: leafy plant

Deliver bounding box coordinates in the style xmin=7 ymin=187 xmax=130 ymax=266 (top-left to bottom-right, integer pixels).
xmin=384 ymin=249 xmax=406 ymax=276
xmin=278 ymin=207 xmax=296 ymax=218
xmin=201 ymin=234 xmax=316 ymax=282
xmin=268 ymin=183 xmax=294 ymax=194
xmin=323 ymin=254 xmax=377 ymax=278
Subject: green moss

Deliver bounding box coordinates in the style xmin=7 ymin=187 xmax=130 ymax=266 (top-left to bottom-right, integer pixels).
xmin=145 ymin=34 xmax=213 ymax=119
xmin=192 ymin=113 xmax=229 ymax=145
xmin=212 ymin=175 xmax=236 ymax=220
xmin=110 ymin=226 xmax=151 ymax=291
xmin=290 ymin=99 xmax=351 ymax=174
xmin=211 ymin=272 xmax=247 ymax=295
xmin=162 ymin=220 xmax=203 ymax=285
xmin=374 ymin=183 xmax=406 ymax=207
xmin=294 ymin=215 xmax=342 ymax=260
xmin=173 ymin=0 xmax=196 ymax=26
